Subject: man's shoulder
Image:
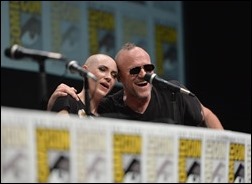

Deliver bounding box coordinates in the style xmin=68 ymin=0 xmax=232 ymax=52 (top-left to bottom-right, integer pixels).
xmin=97 ymin=89 xmax=124 ymax=114
xmin=104 ymin=89 xmax=124 ymax=101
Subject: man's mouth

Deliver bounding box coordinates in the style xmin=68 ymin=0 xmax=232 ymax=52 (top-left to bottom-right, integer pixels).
xmin=136 ymin=82 xmax=148 ymax=87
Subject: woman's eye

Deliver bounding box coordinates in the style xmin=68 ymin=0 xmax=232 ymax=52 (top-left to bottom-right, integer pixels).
xmin=111 ymin=72 xmax=118 ymax=79
xmin=98 ymin=66 xmax=106 ymax=72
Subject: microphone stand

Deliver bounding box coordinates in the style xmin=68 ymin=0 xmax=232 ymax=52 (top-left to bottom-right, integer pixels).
xmin=83 ymin=74 xmax=91 ymax=116
xmin=38 ymin=59 xmax=47 ymax=109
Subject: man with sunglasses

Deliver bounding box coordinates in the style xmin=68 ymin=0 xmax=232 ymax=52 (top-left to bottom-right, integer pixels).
xmin=47 ymin=43 xmax=223 ymax=129
xmin=96 ymin=43 xmax=223 ymax=129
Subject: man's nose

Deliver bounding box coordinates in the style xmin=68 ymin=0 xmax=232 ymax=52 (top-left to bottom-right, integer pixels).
xmin=138 ymin=68 xmax=146 ymax=78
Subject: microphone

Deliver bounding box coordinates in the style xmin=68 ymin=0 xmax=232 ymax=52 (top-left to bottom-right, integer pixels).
xmin=4 ymin=44 xmax=67 ymax=61
xmin=66 ymin=60 xmax=97 ymax=81
xmin=144 ymin=73 xmax=195 ymax=97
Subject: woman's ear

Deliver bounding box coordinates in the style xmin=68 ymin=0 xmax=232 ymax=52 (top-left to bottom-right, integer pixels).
xmin=83 ymin=65 xmax=88 ymax=70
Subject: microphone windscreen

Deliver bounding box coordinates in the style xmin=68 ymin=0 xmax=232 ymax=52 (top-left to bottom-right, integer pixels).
xmin=4 ymin=48 xmax=11 ymax=58
xmin=144 ymin=73 xmax=152 ymax=82
xmin=4 ymin=45 xmax=20 ymax=59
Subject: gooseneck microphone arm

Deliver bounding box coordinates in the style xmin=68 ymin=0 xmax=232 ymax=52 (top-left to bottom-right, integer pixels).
xmin=144 ymin=73 xmax=195 ymax=97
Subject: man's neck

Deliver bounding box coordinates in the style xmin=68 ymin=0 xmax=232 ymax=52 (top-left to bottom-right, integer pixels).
xmin=123 ymin=93 xmax=151 ymax=114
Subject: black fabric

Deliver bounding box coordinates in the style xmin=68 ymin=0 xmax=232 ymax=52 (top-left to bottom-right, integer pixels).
xmin=51 ymin=94 xmax=91 ymax=116
xmin=97 ymin=81 xmax=205 ymax=127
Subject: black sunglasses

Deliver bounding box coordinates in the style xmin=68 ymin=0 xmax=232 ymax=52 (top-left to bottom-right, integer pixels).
xmin=129 ymin=64 xmax=155 ymax=75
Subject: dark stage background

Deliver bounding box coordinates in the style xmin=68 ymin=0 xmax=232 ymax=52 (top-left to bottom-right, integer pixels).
xmin=1 ymin=1 xmax=251 ymax=133
xmin=183 ymin=1 xmax=251 ymax=133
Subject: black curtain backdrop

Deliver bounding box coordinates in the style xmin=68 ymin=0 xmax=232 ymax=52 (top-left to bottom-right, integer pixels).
xmin=183 ymin=1 xmax=251 ymax=133
xmin=1 ymin=1 xmax=251 ymax=133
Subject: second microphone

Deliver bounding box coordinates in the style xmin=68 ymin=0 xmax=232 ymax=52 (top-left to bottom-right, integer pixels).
xmin=66 ymin=60 xmax=97 ymax=81
xmin=144 ymin=73 xmax=195 ymax=97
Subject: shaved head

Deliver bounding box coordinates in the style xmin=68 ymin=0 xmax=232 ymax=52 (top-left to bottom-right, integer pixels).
xmin=83 ymin=54 xmax=117 ymax=74
xmin=84 ymin=54 xmax=114 ymax=67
